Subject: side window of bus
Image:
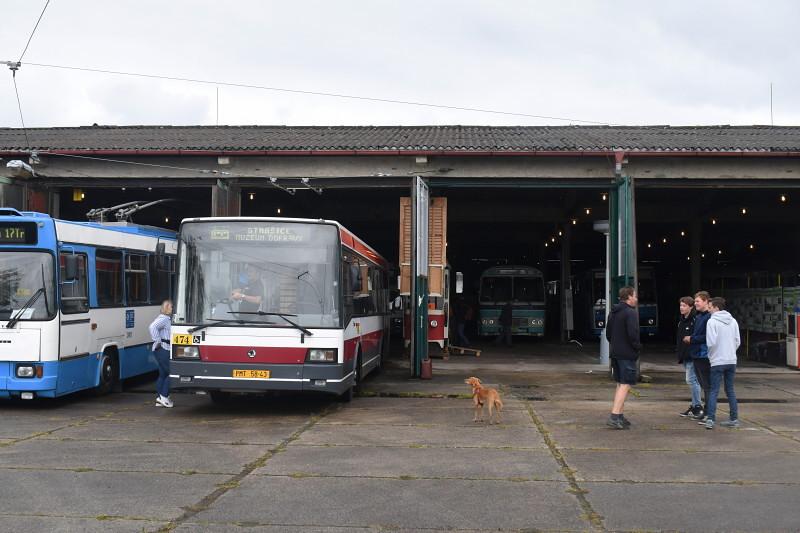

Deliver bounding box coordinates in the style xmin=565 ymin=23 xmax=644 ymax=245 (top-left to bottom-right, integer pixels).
xmin=149 ymin=255 xmax=174 ymax=303
xmin=59 ymin=253 xmax=89 ymax=314
xmin=342 ymin=257 xmax=354 ymax=321
xmin=96 ymin=249 xmax=123 ymax=307
xmin=126 ymin=253 xmax=149 ymax=305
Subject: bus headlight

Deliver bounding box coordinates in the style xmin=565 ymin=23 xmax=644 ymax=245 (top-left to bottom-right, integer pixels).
xmin=173 ymin=346 xmax=200 ymax=359
xmin=307 ymin=349 xmax=337 ymax=362
xmin=529 ymin=318 xmax=543 ymax=326
xmin=430 ymin=320 xmax=438 ymax=328
xmin=648 ymin=319 xmax=655 ymax=325
xmin=596 ymin=320 xmax=604 ymax=328
xmin=16 ymin=365 xmax=34 ymax=378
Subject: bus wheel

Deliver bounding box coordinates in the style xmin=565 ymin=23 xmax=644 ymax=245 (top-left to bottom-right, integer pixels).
xmin=209 ymin=391 xmax=232 ymax=404
xmin=94 ymin=350 xmax=118 ymax=396
xmin=339 ymin=354 xmax=361 ymax=403
xmin=374 ymin=341 xmax=384 ymax=374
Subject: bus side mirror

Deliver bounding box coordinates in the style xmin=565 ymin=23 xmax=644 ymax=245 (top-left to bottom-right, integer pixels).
xmin=64 ymin=255 xmax=78 ymax=281
xmin=455 ymin=272 xmax=464 ymax=294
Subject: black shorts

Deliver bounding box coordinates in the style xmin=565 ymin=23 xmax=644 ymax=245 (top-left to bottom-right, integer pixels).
xmin=611 ymin=357 xmax=638 ymax=385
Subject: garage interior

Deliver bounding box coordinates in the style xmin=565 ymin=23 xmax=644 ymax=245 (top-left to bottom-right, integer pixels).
xmin=52 ymin=179 xmax=800 ymax=364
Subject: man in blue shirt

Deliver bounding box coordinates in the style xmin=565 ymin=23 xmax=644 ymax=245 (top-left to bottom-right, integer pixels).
xmin=683 ymin=291 xmax=712 ymax=421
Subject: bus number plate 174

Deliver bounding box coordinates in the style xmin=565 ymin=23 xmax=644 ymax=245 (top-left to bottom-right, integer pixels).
xmin=233 ymin=369 xmax=270 ymax=379
xmin=172 ymin=334 xmax=193 ymax=345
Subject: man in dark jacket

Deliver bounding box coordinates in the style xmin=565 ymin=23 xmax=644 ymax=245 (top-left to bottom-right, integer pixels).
xmin=494 ymin=302 xmax=513 ymax=347
xmin=683 ymin=291 xmax=712 ymax=421
xmin=606 ymin=286 xmax=641 ymax=429
xmin=676 ymin=296 xmax=701 ymax=418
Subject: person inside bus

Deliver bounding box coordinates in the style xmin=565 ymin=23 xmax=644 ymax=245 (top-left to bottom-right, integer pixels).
xmin=149 ymin=300 xmax=174 ymax=408
xmin=231 ymin=264 xmax=264 ymax=313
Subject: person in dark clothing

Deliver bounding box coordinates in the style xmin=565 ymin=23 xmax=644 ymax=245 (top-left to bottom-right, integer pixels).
xmin=231 ymin=265 xmax=264 ymax=313
xmin=676 ymin=296 xmax=701 ymax=418
xmin=495 ymin=302 xmax=513 ymax=346
xmin=683 ymin=290 xmax=712 ymax=421
xmin=606 ymin=286 xmax=641 ymax=429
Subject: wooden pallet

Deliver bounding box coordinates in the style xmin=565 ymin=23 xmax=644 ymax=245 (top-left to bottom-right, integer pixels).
xmin=448 ymin=345 xmax=481 ymax=357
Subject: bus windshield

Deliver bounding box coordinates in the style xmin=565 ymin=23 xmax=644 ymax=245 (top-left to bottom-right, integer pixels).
xmin=174 ymin=221 xmax=341 ymax=328
xmin=480 ymin=277 xmax=512 ymax=303
xmin=513 ymin=276 xmax=544 ymax=303
xmin=0 ymin=251 xmax=56 ymax=321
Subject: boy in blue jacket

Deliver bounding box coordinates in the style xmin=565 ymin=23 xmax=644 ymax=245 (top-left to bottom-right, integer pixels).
xmin=683 ymin=291 xmax=711 ymax=421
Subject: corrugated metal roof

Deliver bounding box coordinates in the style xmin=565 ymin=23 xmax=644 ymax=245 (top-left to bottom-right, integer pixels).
xmin=1 ymin=125 xmax=800 ymax=153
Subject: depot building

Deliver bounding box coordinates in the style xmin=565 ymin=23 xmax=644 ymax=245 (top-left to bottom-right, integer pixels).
xmin=2 ymin=124 xmax=799 ymax=368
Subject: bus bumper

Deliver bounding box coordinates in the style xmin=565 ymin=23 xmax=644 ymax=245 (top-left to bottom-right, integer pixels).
xmin=169 ymin=360 xmax=353 ymax=396
xmin=0 ymin=361 xmax=59 ymax=399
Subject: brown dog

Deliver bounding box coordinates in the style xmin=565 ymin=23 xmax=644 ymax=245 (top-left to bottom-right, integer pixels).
xmin=464 ymin=377 xmax=503 ymax=424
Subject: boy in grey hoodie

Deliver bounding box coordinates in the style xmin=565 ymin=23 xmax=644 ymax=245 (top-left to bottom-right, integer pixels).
xmin=704 ymin=297 xmax=741 ymax=429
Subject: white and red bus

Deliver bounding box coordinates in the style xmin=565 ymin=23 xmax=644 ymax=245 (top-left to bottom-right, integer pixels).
xmin=169 ymin=217 xmax=389 ymax=402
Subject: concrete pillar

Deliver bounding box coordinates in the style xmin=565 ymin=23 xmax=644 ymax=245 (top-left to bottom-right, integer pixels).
xmin=690 ymin=219 xmax=702 ymax=291
xmin=211 ymin=179 xmax=241 ymax=217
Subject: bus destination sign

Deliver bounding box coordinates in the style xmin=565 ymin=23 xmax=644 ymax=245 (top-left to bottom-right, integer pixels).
xmin=207 ymin=224 xmax=306 ymax=243
xmin=0 ymin=222 xmax=37 ymax=244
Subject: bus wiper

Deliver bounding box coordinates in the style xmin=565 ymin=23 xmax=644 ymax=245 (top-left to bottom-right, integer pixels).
xmin=6 ymin=288 xmax=45 ymax=329
xmin=188 ymin=317 xmax=273 ymax=334
xmin=230 ymin=311 xmax=314 ymax=337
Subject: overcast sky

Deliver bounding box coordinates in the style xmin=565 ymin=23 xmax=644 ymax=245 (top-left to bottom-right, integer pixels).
xmin=1 ymin=0 xmax=798 ymax=128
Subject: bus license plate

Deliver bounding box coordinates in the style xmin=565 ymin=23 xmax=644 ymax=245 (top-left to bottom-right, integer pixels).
xmin=232 ymin=369 xmax=270 ymax=379
xmin=172 ymin=334 xmax=193 ymax=345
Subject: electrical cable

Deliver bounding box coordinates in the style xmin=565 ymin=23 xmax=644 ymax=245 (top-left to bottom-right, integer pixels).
xmin=22 ymin=61 xmax=611 ymax=125
xmin=11 ymin=72 xmax=31 ymax=149
xmin=18 ymin=0 xmax=52 ymax=63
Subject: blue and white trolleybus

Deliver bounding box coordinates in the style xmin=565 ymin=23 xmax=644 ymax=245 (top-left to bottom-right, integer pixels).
xmin=0 ymin=208 xmax=176 ymax=400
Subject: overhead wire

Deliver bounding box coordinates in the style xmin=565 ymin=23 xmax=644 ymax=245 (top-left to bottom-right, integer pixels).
xmin=22 ymin=61 xmax=613 ymax=125
xmin=18 ymin=0 xmax=52 ymax=63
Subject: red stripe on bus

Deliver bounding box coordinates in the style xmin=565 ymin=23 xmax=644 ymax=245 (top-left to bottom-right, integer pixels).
xmin=199 ymin=345 xmax=307 ymax=364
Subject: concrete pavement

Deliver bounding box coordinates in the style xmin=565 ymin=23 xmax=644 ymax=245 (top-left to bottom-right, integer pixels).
xmin=1 ymin=342 xmax=798 ymax=532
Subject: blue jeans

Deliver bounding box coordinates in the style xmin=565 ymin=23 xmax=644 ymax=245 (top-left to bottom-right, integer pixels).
xmin=684 ymin=360 xmax=702 ymax=407
xmin=154 ymin=347 xmax=170 ymax=398
xmin=706 ymin=364 xmax=738 ymax=422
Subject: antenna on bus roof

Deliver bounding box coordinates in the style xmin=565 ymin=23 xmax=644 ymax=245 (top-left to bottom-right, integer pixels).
xmin=86 ymin=199 xmax=177 ymax=223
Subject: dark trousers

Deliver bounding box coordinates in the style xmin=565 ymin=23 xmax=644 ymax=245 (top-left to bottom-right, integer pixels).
xmin=154 ymin=347 xmax=170 ymax=398
xmin=692 ymin=357 xmax=711 ymax=405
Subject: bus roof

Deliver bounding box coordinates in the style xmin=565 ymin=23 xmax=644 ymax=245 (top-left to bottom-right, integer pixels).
xmin=180 ymin=216 xmax=388 ymax=268
xmin=0 ymin=210 xmax=176 ymax=240
xmin=481 ymin=265 xmax=543 ymax=277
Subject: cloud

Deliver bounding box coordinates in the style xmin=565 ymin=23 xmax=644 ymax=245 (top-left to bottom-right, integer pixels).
xmin=0 ymin=0 xmax=798 ymax=127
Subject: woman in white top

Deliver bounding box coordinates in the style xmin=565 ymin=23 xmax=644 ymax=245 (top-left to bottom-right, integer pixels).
xmin=149 ymin=300 xmax=174 ymax=407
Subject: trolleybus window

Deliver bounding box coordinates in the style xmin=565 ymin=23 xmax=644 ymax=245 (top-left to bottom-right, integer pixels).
xmin=59 ymin=252 xmax=89 ymax=314
xmin=126 ymin=253 xmax=149 ymax=305
xmin=514 ymin=276 xmax=545 ymax=303
xmin=0 ymin=252 xmax=55 ymax=321
xmin=96 ymin=250 xmax=124 ymax=307
xmin=175 ymin=221 xmax=340 ymax=328
xmin=480 ymin=276 xmax=512 ymax=302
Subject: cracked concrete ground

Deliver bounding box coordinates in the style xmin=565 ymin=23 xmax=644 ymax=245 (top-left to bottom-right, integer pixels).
xmin=1 ymin=342 xmax=798 ymax=532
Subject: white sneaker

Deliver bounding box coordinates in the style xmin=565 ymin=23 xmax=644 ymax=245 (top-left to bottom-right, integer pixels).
xmin=156 ymin=395 xmax=174 ymax=408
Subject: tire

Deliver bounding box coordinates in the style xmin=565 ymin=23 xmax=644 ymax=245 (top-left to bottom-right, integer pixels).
xmin=339 ymin=353 xmax=362 ymax=403
xmin=94 ymin=351 xmax=118 ymax=396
